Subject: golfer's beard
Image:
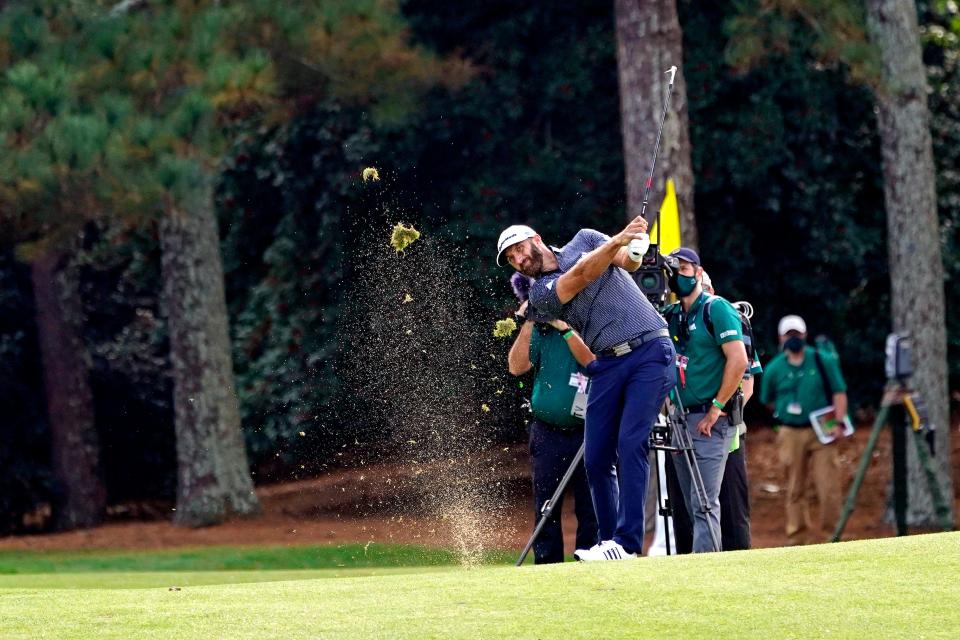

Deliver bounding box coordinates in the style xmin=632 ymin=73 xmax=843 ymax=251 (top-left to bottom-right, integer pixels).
xmin=519 ymin=246 xmax=544 ymax=278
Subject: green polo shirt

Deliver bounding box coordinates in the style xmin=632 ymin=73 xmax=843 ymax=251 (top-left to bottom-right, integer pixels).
xmin=665 ymin=293 xmax=744 ymax=407
xmin=528 ymin=326 xmax=585 ymax=429
xmin=760 ymin=347 xmax=847 ymax=426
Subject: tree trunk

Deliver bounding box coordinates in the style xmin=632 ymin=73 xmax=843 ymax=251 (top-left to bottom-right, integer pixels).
xmin=31 ymin=244 xmax=105 ymax=530
xmin=866 ymin=0 xmax=955 ymax=526
xmin=160 ymin=181 xmax=260 ymax=527
xmin=614 ymin=0 xmax=698 ymax=249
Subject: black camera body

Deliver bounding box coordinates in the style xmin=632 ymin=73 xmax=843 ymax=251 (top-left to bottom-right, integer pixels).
xmin=631 ymin=243 xmax=678 ymax=308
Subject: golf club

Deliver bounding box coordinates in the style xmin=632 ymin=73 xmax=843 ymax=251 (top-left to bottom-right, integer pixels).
xmin=627 ymin=64 xmax=678 ymax=262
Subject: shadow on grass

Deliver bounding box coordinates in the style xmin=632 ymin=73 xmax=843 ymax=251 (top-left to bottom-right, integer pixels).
xmin=0 ymin=543 xmax=517 ymax=574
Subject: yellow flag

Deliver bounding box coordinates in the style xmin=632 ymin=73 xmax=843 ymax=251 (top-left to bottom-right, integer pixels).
xmin=650 ymin=178 xmax=681 ymax=255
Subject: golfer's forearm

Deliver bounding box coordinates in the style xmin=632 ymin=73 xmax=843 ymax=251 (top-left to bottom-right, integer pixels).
xmin=508 ymin=322 xmax=534 ymax=375
xmin=564 ymin=332 xmax=596 ymax=367
xmin=614 ymin=247 xmax=642 ymax=272
xmin=556 ymin=241 xmax=620 ymax=303
xmin=574 ymin=240 xmax=620 ymax=281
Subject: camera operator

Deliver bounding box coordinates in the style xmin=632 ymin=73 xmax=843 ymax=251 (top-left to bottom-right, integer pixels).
xmin=507 ymin=276 xmax=599 ymax=564
xmin=497 ymin=219 xmax=675 ymax=561
xmin=662 ymin=249 xmax=748 ymax=552
xmin=703 ymin=270 xmax=761 ymax=551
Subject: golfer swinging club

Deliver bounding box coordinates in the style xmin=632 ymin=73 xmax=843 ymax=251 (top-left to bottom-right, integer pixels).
xmin=497 ymin=218 xmax=675 ymax=560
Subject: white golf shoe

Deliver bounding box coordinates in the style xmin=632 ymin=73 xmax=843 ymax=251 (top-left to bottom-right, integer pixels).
xmin=573 ymin=540 xmax=637 ymax=561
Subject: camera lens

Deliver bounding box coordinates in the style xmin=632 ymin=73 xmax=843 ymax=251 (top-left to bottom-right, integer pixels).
xmin=640 ymin=273 xmax=660 ymax=290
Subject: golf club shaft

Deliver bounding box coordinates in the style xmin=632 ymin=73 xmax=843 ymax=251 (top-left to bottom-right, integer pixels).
xmin=628 ymin=65 xmax=678 ymax=259
xmin=641 ymin=65 xmax=677 ymax=222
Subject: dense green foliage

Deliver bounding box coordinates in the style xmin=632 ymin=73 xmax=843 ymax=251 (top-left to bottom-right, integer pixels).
xmin=682 ymin=0 xmax=889 ymax=396
xmin=0 ymin=252 xmax=52 ymax=534
xmin=924 ymin=0 xmax=960 ymax=388
xmin=218 ymin=0 xmax=629 ymax=467
xmin=0 ymin=0 xmax=463 ymax=525
xmin=217 ymin=104 xmax=372 ymax=466
xmin=1 ymin=0 xmax=959 ymax=529
xmin=76 ymin=227 xmax=176 ymax=504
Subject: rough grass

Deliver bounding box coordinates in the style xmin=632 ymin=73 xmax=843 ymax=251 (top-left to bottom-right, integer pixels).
xmin=2 ymin=533 xmax=958 ymax=639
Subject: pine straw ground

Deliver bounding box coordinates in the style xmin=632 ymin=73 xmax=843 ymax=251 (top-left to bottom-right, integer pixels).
xmin=5 ymin=425 xmax=953 ymax=556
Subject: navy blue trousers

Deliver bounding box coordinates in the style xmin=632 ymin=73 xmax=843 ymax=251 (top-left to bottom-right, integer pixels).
xmin=529 ymin=420 xmax=598 ymax=563
xmin=583 ymin=337 xmax=676 ymax=554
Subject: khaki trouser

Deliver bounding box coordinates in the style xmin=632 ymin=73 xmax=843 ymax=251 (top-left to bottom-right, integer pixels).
xmin=776 ymin=427 xmax=841 ymax=545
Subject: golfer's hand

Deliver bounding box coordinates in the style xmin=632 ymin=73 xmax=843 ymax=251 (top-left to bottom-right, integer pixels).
xmin=613 ymin=216 xmax=649 ymax=246
xmin=516 ymin=300 xmax=529 ymax=318
xmin=697 ymin=407 xmax=722 ymax=436
xmin=547 ymin=318 xmax=570 ymax=332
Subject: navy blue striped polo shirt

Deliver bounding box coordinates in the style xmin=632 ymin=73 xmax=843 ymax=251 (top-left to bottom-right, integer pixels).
xmin=528 ymin=229 xmax=667 ymax=353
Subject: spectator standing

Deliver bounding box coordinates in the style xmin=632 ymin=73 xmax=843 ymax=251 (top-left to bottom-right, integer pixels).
xmin=760 ymin=315 xmax=849 ymax=545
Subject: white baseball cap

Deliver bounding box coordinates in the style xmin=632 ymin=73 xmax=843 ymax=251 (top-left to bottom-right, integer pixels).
xmin=496 ymin=225 xmax=537 ymax=267
xmin=778 ymin=314 xmax=807 ymax=336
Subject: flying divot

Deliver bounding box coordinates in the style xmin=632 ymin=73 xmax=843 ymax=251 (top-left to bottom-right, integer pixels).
xmin=390 ymin=223 xmax=420 ymax=252
xmin=492 ymin=317 xmax=517 ymax=338
xmin=362 ymin=166 xmax=380 ymax=182
xmin=402 ymin=293 xmax=414 ymax=304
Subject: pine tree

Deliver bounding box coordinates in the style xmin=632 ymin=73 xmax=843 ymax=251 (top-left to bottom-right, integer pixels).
xmin=865 ymin=0 xmax=954 ymax=526
xmin=723 ymin=0 xmax=954 ymax=527
xmin=0 ymin=8 xmax=107 ymax=530
xmin=614 ymin=0 xmax=698 ymax=247
xmin=1 ymin=0 xmax=457 ymax=527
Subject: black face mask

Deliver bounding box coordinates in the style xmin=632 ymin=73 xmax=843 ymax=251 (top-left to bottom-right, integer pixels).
xmin=783 ymin=336 xmax=805 ymax=353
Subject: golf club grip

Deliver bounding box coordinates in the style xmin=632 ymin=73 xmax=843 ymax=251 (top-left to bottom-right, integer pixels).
xmin=627 ymin=235 xmax=649 ymax=262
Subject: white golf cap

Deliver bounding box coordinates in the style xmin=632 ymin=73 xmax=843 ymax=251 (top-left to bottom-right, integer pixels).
xmin=778 ymin=314 xmax=807 ymax=336
xmin=496 ymin=224 xmax=537 ymax=266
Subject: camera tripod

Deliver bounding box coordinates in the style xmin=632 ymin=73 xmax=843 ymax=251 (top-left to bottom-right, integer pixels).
xmin=831 ymin=378 xmax=952 ymax=541
xmin=650 ymin=391 xmax=722 ymax=555
xmin=515 ymin=387 xmax=719 ymax=565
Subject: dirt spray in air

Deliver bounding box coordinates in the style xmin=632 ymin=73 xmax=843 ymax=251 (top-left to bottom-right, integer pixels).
xmin=340 ymin=215 xmax=518 ymax=566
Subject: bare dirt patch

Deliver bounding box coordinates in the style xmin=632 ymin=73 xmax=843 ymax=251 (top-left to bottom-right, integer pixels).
xmin=2 ymin=427 xmax=956 ymax=555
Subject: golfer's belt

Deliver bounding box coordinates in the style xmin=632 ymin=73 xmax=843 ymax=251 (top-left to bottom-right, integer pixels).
xmin=601 ymin=328 xmax=670 ymax=357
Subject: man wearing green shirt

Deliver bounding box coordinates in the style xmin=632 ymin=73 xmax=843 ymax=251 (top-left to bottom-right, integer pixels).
xmin=704 ymin=271 xmax=761 ymax=551
xmin=760 ymin=314 xmax=849 ymax=545
xmin=662 ymin=248 xmax=749 ymax=552
xmin=508 ymin=294 xmax=598 ymax=563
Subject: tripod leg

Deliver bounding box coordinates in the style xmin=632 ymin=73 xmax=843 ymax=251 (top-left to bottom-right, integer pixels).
xmin=516 ymin=442 xmax=585 ymax=566
xmin=912 ymin=427 xmax=954 ymax=531
xmin=651 ymin=447 xmax=673 ymax=556
xmin=892 ymin=410 xmax=908 ymax=536
xmin=832 ymin=402 xmax=890 ymax=542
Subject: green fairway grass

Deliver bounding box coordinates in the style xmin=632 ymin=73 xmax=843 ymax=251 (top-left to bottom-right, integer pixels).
xmin=0 ymin=542 xmax=512 ymax=590
xmin=1 ymin=533 xmax=958 ymax=639
xmin=0 ymin=542 xmax=511 ymax=575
